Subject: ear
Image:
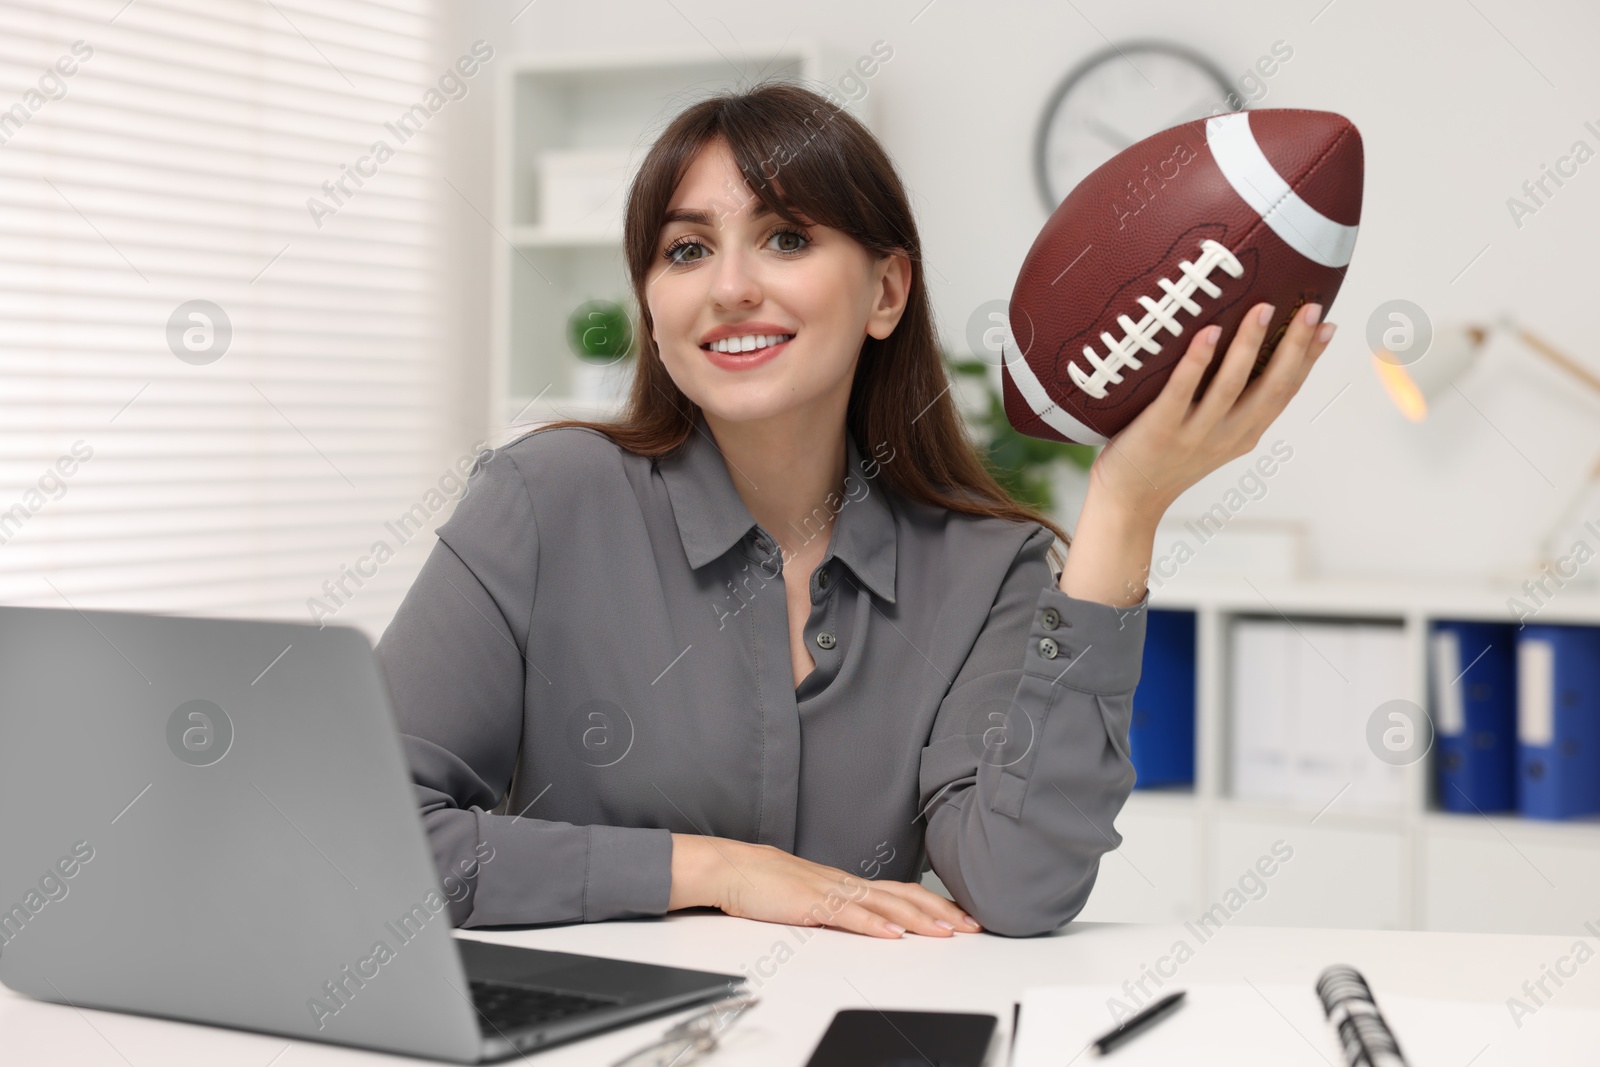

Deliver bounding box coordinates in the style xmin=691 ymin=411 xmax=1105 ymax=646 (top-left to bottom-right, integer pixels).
xmin=865 ymin=249 xmax=913 ymax=341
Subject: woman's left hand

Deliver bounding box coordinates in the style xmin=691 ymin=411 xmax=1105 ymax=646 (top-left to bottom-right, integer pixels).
xmin=1086 ymin=300 xmax=1337 ymax=517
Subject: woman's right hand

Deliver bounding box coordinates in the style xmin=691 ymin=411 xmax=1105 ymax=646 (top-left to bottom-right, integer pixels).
xmin=669 ymin=833 xmax=982 ymax=938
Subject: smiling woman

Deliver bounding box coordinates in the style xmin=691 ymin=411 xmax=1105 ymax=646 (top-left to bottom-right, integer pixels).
xmin=528 ymin=81 xmax=1071 ymax=558
xmin=374 ymin=77 xmax=1334 ymax=943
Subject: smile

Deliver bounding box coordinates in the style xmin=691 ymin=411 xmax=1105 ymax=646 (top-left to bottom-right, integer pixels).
xmin=700 ymin=333 xmax=794 ymax=370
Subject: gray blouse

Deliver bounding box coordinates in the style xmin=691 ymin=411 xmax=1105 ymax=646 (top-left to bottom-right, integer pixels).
xmin=374 ymin=412 xmax=1150 ymax=938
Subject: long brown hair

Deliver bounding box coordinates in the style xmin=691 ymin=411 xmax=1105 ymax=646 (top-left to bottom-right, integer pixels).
xmin=521 ymin=80 xmax=1070 ymax=568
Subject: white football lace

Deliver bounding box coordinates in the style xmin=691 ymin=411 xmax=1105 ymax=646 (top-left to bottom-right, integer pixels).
xmin=1067 ymin=238 xmax=1244 ymax=399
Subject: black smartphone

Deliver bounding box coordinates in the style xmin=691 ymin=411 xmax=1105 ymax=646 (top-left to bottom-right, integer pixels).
xmin=802 ymin=1008 xmax=998 ymax=1067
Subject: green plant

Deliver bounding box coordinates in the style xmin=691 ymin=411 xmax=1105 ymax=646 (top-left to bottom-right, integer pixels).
xmin=567 ymin=299 xmax=634 ymax=362
xmin=946 ymin=355 xmax=1100 ymax=513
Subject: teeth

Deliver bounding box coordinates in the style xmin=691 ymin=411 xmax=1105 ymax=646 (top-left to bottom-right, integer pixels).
xmin=705 ymin=333 xmax=794 ymax=353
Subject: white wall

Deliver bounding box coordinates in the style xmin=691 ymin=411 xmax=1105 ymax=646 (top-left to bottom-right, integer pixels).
xmin=480 ymin=0 xmax=1600 ymax=588
xmin=438 ymin=1 xmax=502 ymax=453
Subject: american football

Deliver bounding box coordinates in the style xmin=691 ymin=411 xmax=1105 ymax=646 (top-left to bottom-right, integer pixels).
xmin=1001 ymin=108 xmax=1364 ymax=445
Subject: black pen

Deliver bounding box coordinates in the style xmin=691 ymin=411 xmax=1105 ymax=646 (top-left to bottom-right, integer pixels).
xmin=1089 ymin=990 xmax=1187 ymax=1056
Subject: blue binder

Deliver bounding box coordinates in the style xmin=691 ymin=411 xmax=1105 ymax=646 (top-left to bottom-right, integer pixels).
xmin=1128 ymin=608 xmax=1196 ymax=789
xmin=1430 ymin=621 xmax=1517 ymax=813
xmin=1515 ymin=624 xmax=1600 ymax=820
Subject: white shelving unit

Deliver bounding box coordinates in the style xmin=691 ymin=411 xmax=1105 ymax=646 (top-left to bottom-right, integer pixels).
xmin=1075 ymin=573 xmax=1600 ymax=935
xmin=490 ymin=43 xmax=870 ymax=439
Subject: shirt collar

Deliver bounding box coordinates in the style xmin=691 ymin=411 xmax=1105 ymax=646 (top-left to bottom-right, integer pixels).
xmin=657 ymin=411 xmax=898 ymax=604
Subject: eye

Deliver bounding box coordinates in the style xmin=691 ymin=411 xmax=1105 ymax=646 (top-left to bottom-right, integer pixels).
xmin=767 ymin=227 xmax=810 ymax=255
xmin=660 ymin=226 xmax=812 ymax=266
xmin=662 ymin=234 xmax=704 ymax=265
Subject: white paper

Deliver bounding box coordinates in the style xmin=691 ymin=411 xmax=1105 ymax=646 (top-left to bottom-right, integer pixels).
xmin=1009 ymin=983 xmax=1597 ymax=1066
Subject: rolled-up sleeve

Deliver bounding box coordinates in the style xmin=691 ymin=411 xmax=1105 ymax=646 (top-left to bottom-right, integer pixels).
xmin=374 ymin=446 xmax=673 ymax=929
xmin=918 ymin=524 xmax=1149 ymax=937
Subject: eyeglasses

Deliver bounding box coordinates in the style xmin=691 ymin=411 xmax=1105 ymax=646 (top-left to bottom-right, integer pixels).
xmin=609 ymin=991 xmax=761 ymax=1067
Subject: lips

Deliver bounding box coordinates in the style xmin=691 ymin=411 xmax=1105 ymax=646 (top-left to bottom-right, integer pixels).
xmin=701 ymin=335 xmax=792 ymax=371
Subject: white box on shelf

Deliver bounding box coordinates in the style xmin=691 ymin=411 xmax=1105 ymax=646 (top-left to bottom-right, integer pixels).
xmin=535 ymin=147 xmax=636 ymax=235
xmin=1149 ymin=518 xmax=1307 ymax=590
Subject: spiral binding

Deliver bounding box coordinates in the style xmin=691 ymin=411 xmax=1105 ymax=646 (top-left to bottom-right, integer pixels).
xmin=1315 ymin=965 xmax=1409 ymax=1067
xmin=1065 ymin=238 xmax=1244 ymax=400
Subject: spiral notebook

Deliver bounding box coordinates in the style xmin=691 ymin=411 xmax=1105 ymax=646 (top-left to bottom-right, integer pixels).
xmin=1010 ymin=970 xmax=1596 ymax=1066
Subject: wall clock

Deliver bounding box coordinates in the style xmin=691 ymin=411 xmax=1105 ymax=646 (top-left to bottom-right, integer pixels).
xmin=1034 ymin=40 xmax=1236 ymax=214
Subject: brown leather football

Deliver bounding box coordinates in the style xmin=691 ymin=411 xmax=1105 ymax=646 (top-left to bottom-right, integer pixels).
xmin=1002 ymin=108 xmax=1364 ymax=445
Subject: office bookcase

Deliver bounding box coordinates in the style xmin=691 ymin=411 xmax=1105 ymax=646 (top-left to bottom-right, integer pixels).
xmin=1066 ymin=576 xmax=1600 ymax=936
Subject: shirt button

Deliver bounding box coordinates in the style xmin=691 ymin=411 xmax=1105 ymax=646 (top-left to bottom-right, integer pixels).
xmin=1041 ymin=607 xmax=1060 ymax=630
xmin=818 ymin=570 xmax=830 ymax=589
xmin=1038 ymin=637 xmax=1059 ymax=659
xmin=815 ymin=631 xmax=837 ymax=650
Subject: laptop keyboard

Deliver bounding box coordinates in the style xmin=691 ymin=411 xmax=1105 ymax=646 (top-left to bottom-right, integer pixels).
xmin=468 ymin=977 xmax=623 ymax=1035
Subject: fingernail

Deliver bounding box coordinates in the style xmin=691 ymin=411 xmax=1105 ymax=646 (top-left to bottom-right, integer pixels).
xmin=935 ymin=919 xmax=956 ymax=930
xmin=964 ymin=916 xmax=982 ymax=929
xmin=885 ymin=922 xmax=905 ymax=935
xmin=1257 ymin=304 xmax=1275 ymax=326
xmin=1202 ymin=325 xmax=1221 ymax=346
xmin=1304 ymin=303 xmax=1323 ymax=326
xmin=1317 ymin=322 xmax=1337 ymax=344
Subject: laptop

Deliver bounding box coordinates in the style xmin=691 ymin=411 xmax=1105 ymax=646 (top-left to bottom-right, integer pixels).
xmin=0 ymin=604 xmax=744 ymax=1063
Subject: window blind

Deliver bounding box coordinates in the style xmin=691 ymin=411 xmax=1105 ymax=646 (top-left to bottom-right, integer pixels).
xmin=0 ymin=0 xmax=462 ymax=640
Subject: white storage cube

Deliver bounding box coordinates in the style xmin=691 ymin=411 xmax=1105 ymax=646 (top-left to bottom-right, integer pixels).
xmin=536 ymin=148 xmax=636 ymax=234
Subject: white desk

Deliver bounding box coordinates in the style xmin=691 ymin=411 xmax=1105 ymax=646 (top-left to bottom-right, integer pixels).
xmin=4 ymin=913 xmax=1597 ymax=1065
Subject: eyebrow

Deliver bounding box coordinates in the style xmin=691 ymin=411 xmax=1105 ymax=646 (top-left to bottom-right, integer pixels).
xmin=660 ymin=202 xmax=786 ymax=228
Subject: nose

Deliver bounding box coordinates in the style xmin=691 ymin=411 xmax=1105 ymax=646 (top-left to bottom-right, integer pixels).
xmin=708 ymin=241 xmax=762 ymax=309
